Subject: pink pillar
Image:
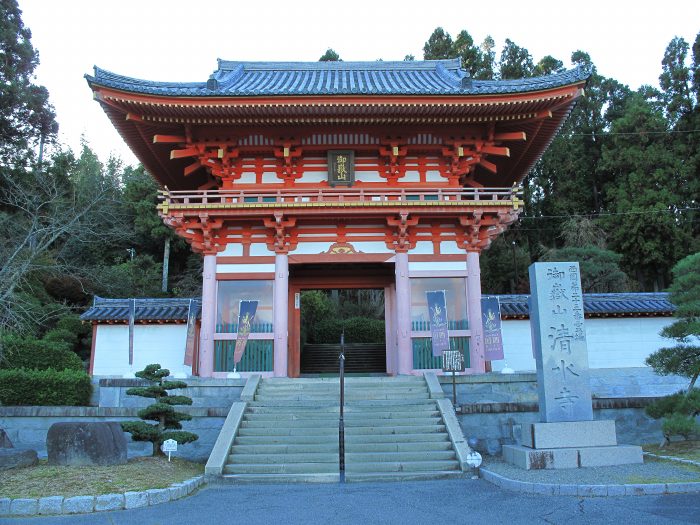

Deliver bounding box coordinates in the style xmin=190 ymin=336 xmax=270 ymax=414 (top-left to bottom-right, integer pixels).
xmin=467 ymin=250 xmax=486 ymax=373
xmin=198 ymin=254 xmax=217 ymax=377
xmin=273 ymin=253 xmax=289 ymax=377
xmin=395 ymin=252 xmax=412 ymax=374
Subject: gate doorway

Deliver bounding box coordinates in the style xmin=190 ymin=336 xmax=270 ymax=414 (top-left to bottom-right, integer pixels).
xmin=288 ymin=263 xmax=396 ymax=378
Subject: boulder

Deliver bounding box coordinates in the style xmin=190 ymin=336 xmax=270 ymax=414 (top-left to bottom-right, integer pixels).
xmin=0 ymin=429 xmax=13 ymax=448
xmin=0 ymin=448 xmax=38 ymax=471
xmin=47 ymin=422 xmax=127 ymax=466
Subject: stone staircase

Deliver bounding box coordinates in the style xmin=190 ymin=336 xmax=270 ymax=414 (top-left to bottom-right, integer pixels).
xmin=209 ymin=375 xmax=467 ymax=483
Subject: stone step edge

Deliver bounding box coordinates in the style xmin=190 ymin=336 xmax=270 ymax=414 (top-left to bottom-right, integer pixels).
xmin=0 ymin=475 xmax=206 ymax=517
xmin=479 ymin=467 xmax=700 ymax=497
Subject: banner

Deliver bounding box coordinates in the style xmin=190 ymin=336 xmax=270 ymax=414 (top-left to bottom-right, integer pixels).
xmin=183 ymin=299 xmax=197 ymax=366
xmin=233 ymin=300 xmax=258 ymax=366
xmin=426 ymin=290 xmax=450 ymax=357
xmin=128 ymin=298 xmax=136 ymax=365
xmin=481 ymin=296 xmax=504 ymax=360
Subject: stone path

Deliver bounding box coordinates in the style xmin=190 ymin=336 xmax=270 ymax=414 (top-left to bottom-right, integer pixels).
xmin=4 ymin=477 xmax=700 ymax=525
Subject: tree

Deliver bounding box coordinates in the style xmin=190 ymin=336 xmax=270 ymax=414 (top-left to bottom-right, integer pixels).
xmin=646 ymin=252 xmax=700 ymax=392
xmin=423 ymin=27 xmax=454 ymax=60
xmin=319 ymin=49 xmax=341 ymax=62
xmin=541 ymin=246 xmax=630 ymax=293
xmin=499 ymin=39 xmax=534 ymax=79
xmin=121 ymin=364 xmax=198 ymax=456
xmin=0 ymin=0 xmax=57 ymax=165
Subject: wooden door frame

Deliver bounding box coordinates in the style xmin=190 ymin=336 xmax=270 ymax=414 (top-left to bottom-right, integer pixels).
xmin=287 ymin=265 xmax=394 ymax=377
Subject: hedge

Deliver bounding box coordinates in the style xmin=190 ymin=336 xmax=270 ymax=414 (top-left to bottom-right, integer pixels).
xmin=0 ymin=333 xmax=83 ymax=371
xmin=0 ymin=368 xmax=92 ymax=406
xmin=311 ymin=317 xmax=386 ymax=344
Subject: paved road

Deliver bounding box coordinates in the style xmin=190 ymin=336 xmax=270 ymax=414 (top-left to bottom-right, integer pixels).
xmin=3 ymin=478 xmax=700 ymax=525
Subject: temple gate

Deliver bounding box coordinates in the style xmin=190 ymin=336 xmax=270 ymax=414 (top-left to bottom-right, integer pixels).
xmin=87 ymin=58 xmax=587 ymax=378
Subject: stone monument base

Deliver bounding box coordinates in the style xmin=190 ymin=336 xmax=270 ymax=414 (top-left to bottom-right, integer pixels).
xmin=502 ymin=420 xmax=643 ymax=470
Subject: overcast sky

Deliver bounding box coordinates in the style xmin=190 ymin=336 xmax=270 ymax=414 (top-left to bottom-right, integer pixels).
xmin=17 ymin=0 xmax=700 ymax=165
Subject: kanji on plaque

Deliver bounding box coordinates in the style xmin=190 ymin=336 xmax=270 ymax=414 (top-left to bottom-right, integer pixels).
xmin=327 ymin=150 xmax=355 ymax=187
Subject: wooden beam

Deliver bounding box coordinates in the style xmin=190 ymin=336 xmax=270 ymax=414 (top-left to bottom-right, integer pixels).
xmin=481 ymin=146 xmax=510 ymax=157
xmin=153 ymin=134 xmax=187 ymax=144
xmin=479 ymin=159 xmax=498 ymax=173
xmin=125 ymin=113 xmax=144 ymax=122
xmin=493 ymin=131 xmax=526 ymax=141
xmin=170 ymin=147 xmax=199 ymax=160
xmin=184 ymin=161 xmax=202 ymax=177
xmin=536 ymin=110 xmax=553 ymax=119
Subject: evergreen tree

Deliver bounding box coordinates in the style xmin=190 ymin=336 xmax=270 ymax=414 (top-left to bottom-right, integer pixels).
xmin=0 ymin=0 xmax=57 ymax=165
xmin=319 ymin=49 xmax=341 ymax=62
xmin=121 ymin=364 xmax=198 ymax=457
xmin=423 ymin=27 xmax=454 ymax=60
xmin=499 ymin=39 xmax=534 ymax=79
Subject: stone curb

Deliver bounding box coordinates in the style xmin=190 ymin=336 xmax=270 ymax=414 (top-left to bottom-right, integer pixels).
xmin=643 ymin=451 xmax=700 ymax=468
xmin=479 ymin=467 xmax=700 ymax=497
xmin=0 ymin=475 xmax=206 ymax=517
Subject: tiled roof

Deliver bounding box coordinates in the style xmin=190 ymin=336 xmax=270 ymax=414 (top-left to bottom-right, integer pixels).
xmin=86 ymin=59 xmax=590 ymax=97
xmin=80 ymin=297 xmax=200 ymax=322
xmin=496 ymin=293 xmax=676 ymax=319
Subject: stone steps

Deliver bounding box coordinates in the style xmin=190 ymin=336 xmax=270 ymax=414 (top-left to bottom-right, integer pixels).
xmin=218 ymin=376 xmax=465 ymax=483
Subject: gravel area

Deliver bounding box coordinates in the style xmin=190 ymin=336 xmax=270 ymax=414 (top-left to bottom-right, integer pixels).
xmin=482 ymin=456 xmax=700 ymax=485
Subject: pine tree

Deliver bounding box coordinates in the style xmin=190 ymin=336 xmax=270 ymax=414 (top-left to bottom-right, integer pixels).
xmin=121 ymin=364 xmax=198 ymax=456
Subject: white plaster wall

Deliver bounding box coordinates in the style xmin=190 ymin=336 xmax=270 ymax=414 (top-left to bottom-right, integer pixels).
xmin=92 ymin=324 xmax=191 ymax=377
xmin=440 ymin=241 xmax=465 ymax=255
xmin=217 ymin=263 xmax=275 ymax=273
xmin=351 ymin=241 xmax=393 ymax=254
xmin=492 ymin=317 xmax=675 ymax=372
xmin=219 ymin=244 xmax=243 ymax=257
xmin=250 ymin=244 xmax=276 ymax=256
xmin=409 ymin=261 xmax=466 ymax=272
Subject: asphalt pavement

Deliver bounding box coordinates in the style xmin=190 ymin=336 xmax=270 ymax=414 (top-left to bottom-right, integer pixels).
xmin=2 ymin=477 xmax=699 ymax=525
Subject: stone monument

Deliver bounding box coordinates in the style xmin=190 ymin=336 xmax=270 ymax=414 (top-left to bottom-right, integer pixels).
xmin=502 ymin=262 xmax=643 ymax=469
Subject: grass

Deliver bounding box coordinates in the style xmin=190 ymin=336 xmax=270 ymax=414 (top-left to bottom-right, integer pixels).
xmin=642 ymin=440 xmax=700 ymax=462
xmin=0 ymin=456 xmax=204 ymax=499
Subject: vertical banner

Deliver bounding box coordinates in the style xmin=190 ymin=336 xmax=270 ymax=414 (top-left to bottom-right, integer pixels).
xmin=128 ymin=298 xmax=135 ymax=365
xmin=233 ymin=300 xmax=258 ymax=367
xmin=183 ymin=299 xmax=197 ymax=366
xmin=426 ymin=290 xmax=450 ymax=357
xmin=481 ymin=296 xmax=504 ymax=361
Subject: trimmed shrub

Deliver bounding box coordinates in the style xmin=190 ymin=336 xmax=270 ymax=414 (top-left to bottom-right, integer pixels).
xmin=0 ymin=368 xmax=92 ymax=406
xmin=645 ymin=389 xmax=700 ymax=444
xmin=0 ymin=333 xmax=83 ymax=371
xmin=311 ymin=317 xmax=386 ymax=344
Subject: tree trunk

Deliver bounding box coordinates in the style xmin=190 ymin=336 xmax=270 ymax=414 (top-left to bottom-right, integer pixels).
xmin=162 ymin=237 xmax=170 ymax=293
xmin=687 ymin=370 xmax=699 ymax=395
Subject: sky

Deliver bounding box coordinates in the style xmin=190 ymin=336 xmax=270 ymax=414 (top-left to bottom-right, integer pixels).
xmin=17 ymin=0 xmax=700 ymax=165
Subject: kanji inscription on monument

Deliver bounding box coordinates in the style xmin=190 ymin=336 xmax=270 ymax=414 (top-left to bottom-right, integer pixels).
xmin=528 ymin=262 xmax=593 ymax=422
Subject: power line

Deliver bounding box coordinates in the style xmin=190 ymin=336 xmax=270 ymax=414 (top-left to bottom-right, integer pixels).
xmin=570 ymin=129 xmax=700 ymax=137
xmin=517 ymin=206 xmax=700 ymax=220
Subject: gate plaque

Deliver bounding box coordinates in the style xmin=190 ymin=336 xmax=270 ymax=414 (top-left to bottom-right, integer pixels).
xmin=327 ymin=150 xmax=355 ymax=187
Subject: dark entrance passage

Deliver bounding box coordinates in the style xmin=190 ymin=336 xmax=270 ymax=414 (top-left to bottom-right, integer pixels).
xmin=299 ymin=288 xmax=386 ymax=374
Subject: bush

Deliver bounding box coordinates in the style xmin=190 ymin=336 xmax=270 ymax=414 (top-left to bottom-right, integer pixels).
xmin=43 ymin=328 xmax=78 ymax=346
xmin=0 ymin=333 xmax=83 ymax=371
xmin=662 ymin=414 xmax=699 ymax=441
xmin=0 ymin=368 xmax=92 ymax=406
xmin=311 ymin=317 xmax=386 ymax=344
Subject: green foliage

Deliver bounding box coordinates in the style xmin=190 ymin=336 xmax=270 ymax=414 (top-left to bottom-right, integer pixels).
xmin=0 ymin=0 xmax=57 ymax=164
xmin=319 ymin=49 xmax=341 ymax=62
xmin=646 ymin=253 xmax=700 ymax=394
xmin=541 ymin=246 xmax=630 ymax=293
xmin=310 ymin=317 xmax=385 ymax=344
xmin=0 ymin=368 xmax=92 ymax=406
xmin=121 ymin=364 xmax=197 ymax=456
xmin=0 ymin=332 xmax=83 ymax=371
xmin=661 ymin=414 xmax=699 ymax=441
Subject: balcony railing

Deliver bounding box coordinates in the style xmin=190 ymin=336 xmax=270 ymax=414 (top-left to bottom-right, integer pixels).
xmin=158 ymin=186 xmax=523 ymax=213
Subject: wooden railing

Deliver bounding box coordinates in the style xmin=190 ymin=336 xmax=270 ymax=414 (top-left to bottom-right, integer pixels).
xmin=158 ymin=186 xmax=523 ymax=210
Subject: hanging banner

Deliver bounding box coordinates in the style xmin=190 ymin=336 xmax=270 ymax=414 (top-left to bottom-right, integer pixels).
xmin=183 ymin=299 xmax=197 ymax=366
xmin=233 ymin=300 xmax=258 ymax=366
xmin=481 ymin=296 xmax=504 ymax=360
xmin=426 ymin=290 xmax=450 ymax=357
